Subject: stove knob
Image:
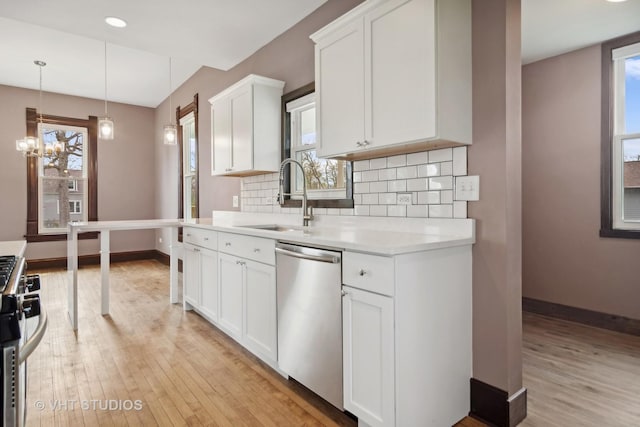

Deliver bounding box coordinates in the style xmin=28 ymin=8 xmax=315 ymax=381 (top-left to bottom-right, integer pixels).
xmin=26 ymin=275 xmax=41 ymax=292
xmin=22 ymin=294 xmax=41 ymax=319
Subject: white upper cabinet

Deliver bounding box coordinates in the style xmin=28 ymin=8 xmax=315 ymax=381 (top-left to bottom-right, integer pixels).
xmin=311 ymin=0 xmax=471 ymax=160
xmin=209 ymin=74 xmax=285 ymax=176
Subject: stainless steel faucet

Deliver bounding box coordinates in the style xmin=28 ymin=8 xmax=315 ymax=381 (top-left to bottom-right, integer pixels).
xmin=278 ymin=159 xmax=314 ymax=226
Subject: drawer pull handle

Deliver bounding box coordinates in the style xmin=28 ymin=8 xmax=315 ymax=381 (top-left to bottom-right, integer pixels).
xmin=254 ymin=248 xmax=260 ymax=253
xmin=194 ymin=248 xmax=200 ymax=252
xmin=186 ymin=233 xmax=191 ymax=237
xmin=359 ymin=269 xmax=366 ymax=276
xmin=204 ymin=237 xmax=209 ymax=241
xmin=225 ymin=242 xmax=231 ymax=247
xmin=236 ymin=260 xmax=246 ymax=266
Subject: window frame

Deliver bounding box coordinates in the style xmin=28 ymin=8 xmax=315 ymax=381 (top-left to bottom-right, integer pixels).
xmin=25 ymin=108 xmax=98 ymax=242
xmin=177 ymin=94 xmax=199 ymax=242
xmin=281 ymin=83 xmax=354 ymax=209
xmin=69 ymin=200 xmax=82 ymax=215
xmin=601 ymin=31 xmax=640 ymax=238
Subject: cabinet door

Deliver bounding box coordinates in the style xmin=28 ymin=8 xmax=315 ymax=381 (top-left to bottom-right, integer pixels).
xmin=218 ymin=253 xmax=243 ymax=340
xmin=343 ymin=286 xmax=395 ymax=427
xmin=183 ymin=243 xmax=200 ymax=309
xmin=230 ymin=85 xmax=253 ymax=172
xmin=365 ymin=0 xmax=436 ymax=148
xmin=199 ymin=247 xmax=218 ymax=323
xmin=211 ymin=99 xmax=232 ymax=175
xmin=243 ymin=260 xmax=277 ymax=363
xmin=315 ymin=19 xmax=365 ymax=158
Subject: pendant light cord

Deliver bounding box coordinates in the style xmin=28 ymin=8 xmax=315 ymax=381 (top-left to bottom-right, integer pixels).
xmin=168 ymin=57 xmax=173 ymax=124
xmin=104 ymin=41 xmax=108 ymax=116
xmin=38 ymin=62 xmax=43 ymax=124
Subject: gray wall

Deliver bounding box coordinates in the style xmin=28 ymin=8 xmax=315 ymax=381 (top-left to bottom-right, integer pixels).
xmin=154 ymin=0 xmax=364 ymax=254
xmin=522 ymin=44 xmax=640 ymax=320
xmin=0 ymin=84 xmax=156 ymax=259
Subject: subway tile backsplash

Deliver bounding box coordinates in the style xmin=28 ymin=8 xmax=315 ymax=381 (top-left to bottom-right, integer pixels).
xmin=240 ymin=147 xmax=470 ymax=219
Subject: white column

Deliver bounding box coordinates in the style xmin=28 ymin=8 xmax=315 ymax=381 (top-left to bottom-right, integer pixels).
xmin=100 ymin=229 xmax=110 ymax=315
xmin=169 ymin=226 xmax=179 ymax=304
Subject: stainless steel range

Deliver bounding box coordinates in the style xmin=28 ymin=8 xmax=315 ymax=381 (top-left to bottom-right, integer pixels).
xmin=0 ymin=255 xmax=47 ymax=427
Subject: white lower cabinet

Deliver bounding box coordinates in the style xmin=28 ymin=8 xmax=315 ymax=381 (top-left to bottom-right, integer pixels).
xmin=217 ymin=252 xmax=243 ymax=339
xmin=183 ymin=242 xmax=219 ymax=324
xmin=342 ymin=286 xmax=395 ymax=427
xmin=343 ymin=246 xmax=472 ymax=427
xmin=217 ymin=233 xmax=278 ymax=367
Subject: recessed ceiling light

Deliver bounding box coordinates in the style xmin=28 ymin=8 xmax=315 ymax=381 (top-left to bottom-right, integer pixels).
xmin=105 ymin=16 xmax=127 ymax=28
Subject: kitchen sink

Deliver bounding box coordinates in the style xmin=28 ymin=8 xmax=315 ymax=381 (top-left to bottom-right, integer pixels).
xmin=237 ymin=224 xmax=303 ymax=232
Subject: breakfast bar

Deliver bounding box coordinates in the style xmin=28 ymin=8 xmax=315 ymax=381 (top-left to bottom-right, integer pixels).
xmin=66 ymin=219 xmax=181 ymax=330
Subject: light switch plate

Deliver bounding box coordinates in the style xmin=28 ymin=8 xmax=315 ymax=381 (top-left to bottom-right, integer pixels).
xmin=455 ymin=176 xmax=480 ymax=201
xmin=232 ymin=195 xmax=239 ymax=208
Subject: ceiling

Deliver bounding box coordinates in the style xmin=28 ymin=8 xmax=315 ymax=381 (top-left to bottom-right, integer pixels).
xmin=0 ymin=0 xmax=639 ymax=108
xmin=0 ymin=0 xmax=327 ymax=107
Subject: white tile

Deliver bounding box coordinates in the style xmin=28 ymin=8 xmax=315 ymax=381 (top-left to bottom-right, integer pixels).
xmin=428 ymin=148 xmax=453 ymax=163
xmin=429 ymin=176 xmax=453 ymax=190
xmin=387 ymin=205 xmax=407 ymax=217
xmin=440 ymin=190 xmax=453 ymax=204
xmin=412 ymin=192 xmax=419 ymax=204
xmin=353 ymin=172 xmax=362 ymax=183
xmin=370 ymin=181 xmax=388 ymax=193
xmin=453 ymin=201 xmax=467 ymax=218
xmin=340 ymin=209 xmax=354 ymax=216
xmin=453 ymin=146 xmax=467 ymax=176
xmin=361 ymin=193 xmax=379 ymax=205
xmin=417 ymin=163 xmax=440 ymax=177
xmin=406 ymin=178 xmax=428 ymax=191
xmin=369 ymin=158 xmax=387 ymax=169
xmin=407 ymin=151 xmax=429 ymax=165
xmin=417 ymin=191 xmax=440 ymax=204
xmin=354 ymin=160 xmax=370 ymax=171
xmin=387 ymin=154 xmax=407 ymax=167
xmin=379 ymin=193 xmax=397 ymax=205
xmin=396 ymin=166 xmax=417 ymax=179
xmin=388 ymin=180 xmax=407 ymax=192
xmin=362 ymin=170 xmax=379 ymax=182
xmin=429 ymin=204 xmax=453 ymax=218
xmin=440 ymin=161 xmax=453 ymax=176
xmin=326 ymin=208 xmax=340 ymax=216
xmin=378 ymin=168 xmax=397 ymax=181
xmin=354 ymin=205 xmax=370 ymax=216
xmin=353 ymin=194 xmax=362 ymax=204
xmin=407 ymin=205 xmax=429 ymax=218
xmin=369 ymin=205 xmax=387 ymax=216
xmin=314 ymin=208 xmax=328 ymax=215
xmin=354 ymin=182 xmax=370 ymax=193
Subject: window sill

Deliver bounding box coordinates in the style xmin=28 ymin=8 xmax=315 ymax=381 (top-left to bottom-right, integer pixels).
xmin=599 ymin=228 xmax=640 ymax=239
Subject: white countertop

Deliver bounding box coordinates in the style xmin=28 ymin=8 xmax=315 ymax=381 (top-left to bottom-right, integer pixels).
xmin=68 ymin=219 xmax=182 ymax=232
xmin=0 ymin=240 xmax=27 ymax=258
xmin=182 ymin=212 xmax=475 ymax=256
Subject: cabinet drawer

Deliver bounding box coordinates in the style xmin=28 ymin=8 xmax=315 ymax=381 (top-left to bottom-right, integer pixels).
xmin=343 ymin=251 xmax=394 ymax=296
xmin=218 ymin=232 xmax=275 ymax=265
xmin=184 ymin=227 xmax=218 ymax=250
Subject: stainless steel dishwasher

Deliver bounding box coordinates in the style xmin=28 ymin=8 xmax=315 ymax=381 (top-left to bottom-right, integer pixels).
xmin=275 ymin=242 xmax=343 ymax=410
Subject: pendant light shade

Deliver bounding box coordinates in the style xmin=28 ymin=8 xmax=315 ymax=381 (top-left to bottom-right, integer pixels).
xmin=99 ymin=41 xmax=114 ymax=140
xmin=164 ymin=57 xmax=177 ymax=145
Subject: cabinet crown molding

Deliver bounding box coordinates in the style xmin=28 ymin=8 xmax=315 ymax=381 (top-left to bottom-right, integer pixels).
xmin=208 ymin=74 xmax=285 ymax=104
xmin=310 ymin=0 xmax=388 ymax=42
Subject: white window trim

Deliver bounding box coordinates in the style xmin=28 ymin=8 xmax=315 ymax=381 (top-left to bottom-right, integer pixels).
xmin=611 ymin=42 xmax=640 ymax=230
xmin=37 ymin=122 xmax=89 ymax=234
xmin=287 ymin=93 xmax=346 ymax=200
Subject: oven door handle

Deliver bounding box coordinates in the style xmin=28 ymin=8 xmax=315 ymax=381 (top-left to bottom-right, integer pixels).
xmin=19 ymin=308 xmax=47 ymax=365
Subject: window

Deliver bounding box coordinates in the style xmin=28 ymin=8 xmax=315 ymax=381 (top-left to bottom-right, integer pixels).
xmin=177 ymin=94 xmax=199 ymax=230
xmin=281 ymin=83 xmax=353 ymax=208
xmin=602 ymin=32 xmax=640 ymax=237
xmin=25 ymin=108 xmax=98 ymax=242
xmin=38 ymin=122 xmax=88 ymax=233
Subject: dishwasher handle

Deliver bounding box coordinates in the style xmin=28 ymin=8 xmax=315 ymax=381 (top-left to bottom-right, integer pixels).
xmin=275 ymin=245 xmax=340 ymax=264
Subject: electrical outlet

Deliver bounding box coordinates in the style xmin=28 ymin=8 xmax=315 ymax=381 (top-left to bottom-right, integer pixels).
xmin=455 ymin=176 xmax=480 ymax=201
xmin=232 ymin=195 xmax=239 ymax=208
xmin=397 ymin=193 xmax=412 ymax=205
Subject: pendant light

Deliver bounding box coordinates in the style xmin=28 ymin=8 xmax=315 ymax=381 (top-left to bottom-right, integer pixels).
xmin=163 ymin=56 xmax=177 ymax=145
xmin=98 ymin=41 xmax=115 ymax=140
xmin=16 ymin=60 xmax=53 ymax=157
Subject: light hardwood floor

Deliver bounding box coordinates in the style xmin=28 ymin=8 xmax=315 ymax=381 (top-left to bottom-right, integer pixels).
xmin=26 ymin=260 xmax=356 ymax=426
xmin=26 ymin=261 xmax=640 ymax=426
